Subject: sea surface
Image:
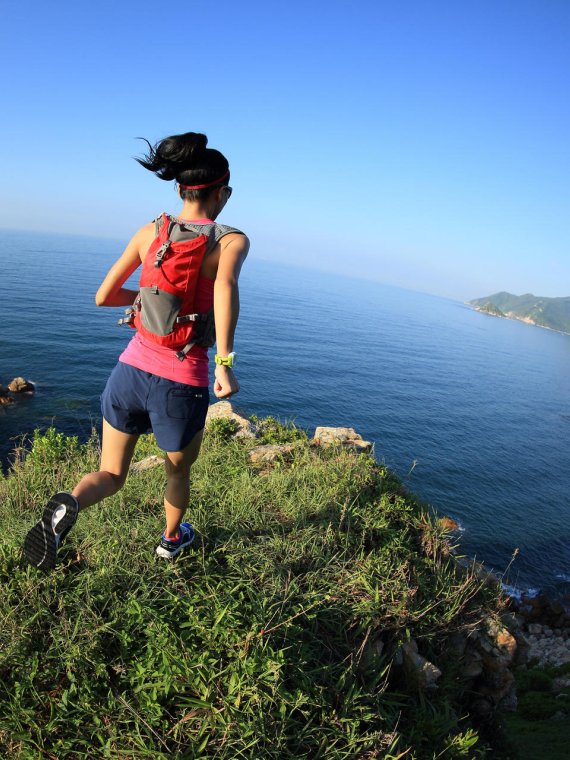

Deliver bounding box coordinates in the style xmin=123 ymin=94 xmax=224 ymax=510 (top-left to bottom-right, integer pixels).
xmin=1 ymin=229 xmax=569 ymax=598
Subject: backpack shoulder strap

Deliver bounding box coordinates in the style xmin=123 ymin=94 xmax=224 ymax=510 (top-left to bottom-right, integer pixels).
xmin=213 ymin=224 xmax=245 ymax=243
xmin=153 ymin=214 xmax=165 ymax=236
xmin=157 ymin=217 xmax=245 ymax=253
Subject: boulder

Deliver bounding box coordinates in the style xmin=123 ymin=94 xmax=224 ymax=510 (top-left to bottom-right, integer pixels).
xmin=0 ymin=384 xmax=15 ymax=405
xmin=7 ymin=377 xmax=34 ymax=393
xmin=130 ymin=455 xmax=165 ymax=472
xmin=401 ymin=640 xmax=442 ymax=690
xmin=438 ymin=516 xmax=460 ymax=531
xmin=206 ymin=401 xmax=256 ymax=438
xmin=313 ymin=426 xmax=372 ymax=454
xmin=485 ymin=620 xmax=517 ymax=663
xmin=249 ymin=444 xmax=296 ymax=464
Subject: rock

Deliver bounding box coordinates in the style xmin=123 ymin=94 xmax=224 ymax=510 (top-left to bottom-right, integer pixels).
xmin=370 ymin=637 xmax=385 ymax=658
xmin=206 ymin=401 xmax=256 ymax=438
xmin=392 ymin=647 xmax=404 ymax=667
xmin=446 ymin=632 xmax=468 ymax=657
xmin=494 ymin=670 xmax=516 ymax=702
xmin=130 ymin=455 xmax=165 ymax=472
xmin=500 ymin=684 xmax=518 ymax=712
xmin=7 ymin=377 xmax=34 ymax=393
xmin=481 ymin=652 xmax=512 ymax=674
xmin=401 ymin=640 xmax=442 ymax=690
xmin=358 ymin=636 xmax=385 ymax=671
xmin=495 ymin=629 xmax=517 ymax=663
xmin=312 ymin=426 xmax=372 ymax=454
xmin=478 ymin=636 xmax=494 ymax=655
xmin=463 ymin=660 xmax=484 ymax=679
xmin=528 ymin=623 xmax=543 ymax=635
xmin=0 ymin=393 xmax=15 ymax=406
xmin=438 ymin=516 xmax=460 ymax=531
xmin=249 ymin=444 xmax=296 ymax=464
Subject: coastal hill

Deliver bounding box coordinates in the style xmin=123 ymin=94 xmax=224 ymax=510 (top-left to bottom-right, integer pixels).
xmin=2 ymin=409 xmax=570 ymax=757
xmin=468 ymin=292 xmax=570 ymax=335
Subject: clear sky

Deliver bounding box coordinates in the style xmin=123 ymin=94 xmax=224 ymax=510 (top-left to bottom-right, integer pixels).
xmin=1 ymin=0 xmax=568 ymax=300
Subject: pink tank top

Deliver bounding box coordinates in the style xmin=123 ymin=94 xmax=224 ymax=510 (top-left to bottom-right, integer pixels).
xmin=119 ymin=219 xmax=216 ymax=386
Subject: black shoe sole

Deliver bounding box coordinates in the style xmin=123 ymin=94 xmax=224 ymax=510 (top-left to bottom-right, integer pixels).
xmin=23 ymin=492 xmax=79 ymax=571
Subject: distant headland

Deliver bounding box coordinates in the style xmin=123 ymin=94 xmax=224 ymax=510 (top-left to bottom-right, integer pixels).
xmin=468 ymin=292 xmax=570 ymax=335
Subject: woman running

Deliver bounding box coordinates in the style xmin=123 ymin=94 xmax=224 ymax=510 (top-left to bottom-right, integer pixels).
xmin=23 ymin=131 xmax=249 ymax=569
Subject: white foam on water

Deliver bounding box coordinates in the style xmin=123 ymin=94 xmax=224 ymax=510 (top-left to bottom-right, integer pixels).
xmin=501 ymin=582 xmax=541 ymax=601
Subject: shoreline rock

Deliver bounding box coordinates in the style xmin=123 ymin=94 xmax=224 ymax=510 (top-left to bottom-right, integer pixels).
xmin=0 ymin=377 xmax=34 ymax=406
xmin=313 ymin=426 xmax=373 ymax=453
xmin=205 ymin=400 xmax=256 ymax=438
xmin=7 ymin=377 xmax=35 ymax=394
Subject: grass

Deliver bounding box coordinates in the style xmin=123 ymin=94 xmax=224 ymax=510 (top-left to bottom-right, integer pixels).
xmin=496 ymin=662 xmax=570 ymax=760
xmin=0 ymin=423 xmax=502 ymax=758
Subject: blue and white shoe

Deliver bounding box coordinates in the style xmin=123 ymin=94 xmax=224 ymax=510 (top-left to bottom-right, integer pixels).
xmin=155 ymin=522 xmax=195 ymax=559
xmin=23 ymin=492 xmax=80 ymax=570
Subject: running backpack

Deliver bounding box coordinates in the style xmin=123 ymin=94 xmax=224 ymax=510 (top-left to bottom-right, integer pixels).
xmin=118 ymin=213 xmax=242 ymax=361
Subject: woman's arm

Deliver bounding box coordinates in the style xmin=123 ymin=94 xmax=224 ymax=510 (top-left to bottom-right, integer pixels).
xmin=95 ymin=224 xmax=153 ymax=307
xmin=213 ymin=233 xmax=250 ymax=398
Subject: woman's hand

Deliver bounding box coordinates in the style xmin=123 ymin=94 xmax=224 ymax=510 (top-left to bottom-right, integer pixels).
xmin=214 ymin=364 xmax=239 ymax=398
xmin=214 ymin=365 xmax=240 ymax=399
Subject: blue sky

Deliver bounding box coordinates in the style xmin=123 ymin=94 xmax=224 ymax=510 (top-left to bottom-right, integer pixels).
xmin=1 ymin=0 xmax=568 ymax=300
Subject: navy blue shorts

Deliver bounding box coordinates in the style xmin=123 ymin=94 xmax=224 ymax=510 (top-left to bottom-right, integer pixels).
xmin=101 ymin=362 xmax=209 ymax=452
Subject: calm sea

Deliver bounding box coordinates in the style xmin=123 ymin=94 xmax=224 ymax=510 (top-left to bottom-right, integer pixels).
xmin=1 ymin=229 xmax=569 ymax=598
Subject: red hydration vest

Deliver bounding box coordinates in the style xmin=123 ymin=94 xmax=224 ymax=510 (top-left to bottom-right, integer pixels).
xmin=119 ymin=213 xmax=242 ymax=361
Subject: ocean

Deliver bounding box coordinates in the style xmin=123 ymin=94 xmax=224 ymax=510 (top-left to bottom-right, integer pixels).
xmin=1 ymin=228 xmax=569 ymax=598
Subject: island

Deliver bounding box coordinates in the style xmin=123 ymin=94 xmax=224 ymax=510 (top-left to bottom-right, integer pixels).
xmin=468 ymin=291 xmax=570 ymax=335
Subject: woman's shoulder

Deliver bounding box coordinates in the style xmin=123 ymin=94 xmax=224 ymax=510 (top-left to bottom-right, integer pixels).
xmin=219 ymin=229 xmax=250 ymax=250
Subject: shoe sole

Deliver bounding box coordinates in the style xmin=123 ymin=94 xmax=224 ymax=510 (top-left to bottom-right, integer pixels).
xmin=23 ymin=492 xmax=79 ymax=570
xmin=155 ymin=526 xmax=195 ymax=559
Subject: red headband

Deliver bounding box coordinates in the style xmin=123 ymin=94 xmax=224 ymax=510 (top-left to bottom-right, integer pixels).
xmin=179 ymin=170 xmax=229 ymax=190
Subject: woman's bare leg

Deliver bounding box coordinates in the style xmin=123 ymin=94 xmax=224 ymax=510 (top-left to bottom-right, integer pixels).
xmin=163 ymin=429 xmax=204 ymax=539
xmin=72 ymin=419 xmax=139 ymax=510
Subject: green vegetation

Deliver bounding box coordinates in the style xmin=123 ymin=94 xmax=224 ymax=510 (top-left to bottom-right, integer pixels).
xmin=0 ymin=423 xmax=502 ymax=758
xmin=468 ymin=292 xmax=570 ymax=334
xmin=251 ymin=415 xmax=308 ymax=445
xmin=475 ymin=302 xmax=506 ymax=318
xmin=498 ymin=662 xmax=570 ymax=759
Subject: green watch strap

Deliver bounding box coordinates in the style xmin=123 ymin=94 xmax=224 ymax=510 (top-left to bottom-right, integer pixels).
xmin=214 ymin=352 xmax=236 ymax=368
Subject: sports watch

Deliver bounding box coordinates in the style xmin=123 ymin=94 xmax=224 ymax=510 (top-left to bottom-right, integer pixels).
xmin=214 ymin=352 xmax=236 ymax=368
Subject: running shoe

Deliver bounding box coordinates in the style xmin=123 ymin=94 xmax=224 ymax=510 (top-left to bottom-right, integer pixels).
xmin=155 ymin=522 xmax=195 ymax=559
xmin=23 ymin=492 xmax=80 ymax=570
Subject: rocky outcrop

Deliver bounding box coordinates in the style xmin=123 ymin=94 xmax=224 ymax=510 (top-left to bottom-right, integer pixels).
xmin=507 ymin=592 xmax=570 ymax=668
xmin=249 ymin=444 xmax=296 ymax=464
xmin=130 ymin=455 xmax=165 ymax=472
xmin=438 ymin=516 xmax=460 ymax=531
xmin=7 ymin=377 xmax=34 ymax=393
xmin=388 ymin=616 xmax=519 ymax=713
xmin=398 ymin=639 xmax=442 ymax=690
xmin=313 ymin=426 xmax=373 ymax=454
xmin=0 ymin=377 xmax=34 ymax=405
xmin=0 ymin=386 xmax=15 ymax=406
xmin=206 ymin=401 xmax=256 ymax=438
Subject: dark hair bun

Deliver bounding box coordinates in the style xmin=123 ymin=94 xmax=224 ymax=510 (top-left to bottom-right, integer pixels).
xmin=135 ymin=132 xmax=230 ymax=200
xmin=136 ymin=132 xmax=209 ymax=181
